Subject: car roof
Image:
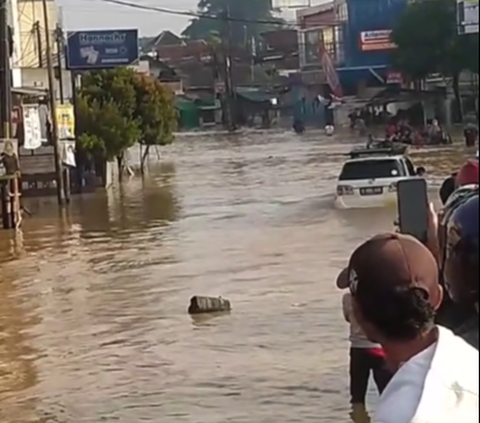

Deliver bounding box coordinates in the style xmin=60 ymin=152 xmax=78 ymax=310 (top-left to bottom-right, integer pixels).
xmin=344 ymin=155 xmax=406 ymax=164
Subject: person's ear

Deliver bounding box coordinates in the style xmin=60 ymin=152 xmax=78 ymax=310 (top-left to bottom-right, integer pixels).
xmin=431 ymin=284 xmax=443 ymax=311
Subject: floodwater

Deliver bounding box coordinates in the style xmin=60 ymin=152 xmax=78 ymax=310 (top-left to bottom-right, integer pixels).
xmin=0 ymin=131 xmax=473 ymax=423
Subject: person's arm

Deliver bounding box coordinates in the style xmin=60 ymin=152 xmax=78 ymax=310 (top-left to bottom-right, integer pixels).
xmin=426 ymin=202 xmax=440 ymax=263
xmin=342 ymin=293 xmax=351 ymax=323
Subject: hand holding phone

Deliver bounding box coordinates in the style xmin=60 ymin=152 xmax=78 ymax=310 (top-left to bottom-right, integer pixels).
xmin=396 ymin=178 xmax=429 ymax=243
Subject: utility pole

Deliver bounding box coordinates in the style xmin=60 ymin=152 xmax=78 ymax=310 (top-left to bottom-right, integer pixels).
xmin=55 ymin=24 xmax=64 ymax=103
xmin=42 ymin=0 xmax=65 ymax=205
xmin=0 ymin=0 xmax=12 ymax=139
xmin=221 ymin=5 xmax=236 ymax=131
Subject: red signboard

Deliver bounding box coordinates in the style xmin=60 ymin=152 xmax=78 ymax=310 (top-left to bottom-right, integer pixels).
xmin=359 ymin=30 xmax=396 ymax=52
xmin=386 ymin=71 xmax=402 ymax=84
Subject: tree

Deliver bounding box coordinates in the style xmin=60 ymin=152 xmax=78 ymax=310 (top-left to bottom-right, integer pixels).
xmin=76 ymin=68 xmax=177 ymax=177
xmin=132 ymin=74 xmax=177 ymax=172
xmin=182 ymin=0 xmax=284 ymax=45
xmin=77 ymin=97 xmax=140 ymax=164
xmin=391 ymin=0 xmax=479 ymax=119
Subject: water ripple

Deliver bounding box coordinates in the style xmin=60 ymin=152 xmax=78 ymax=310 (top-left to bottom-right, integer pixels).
xmin=0 ymin=132 xmax=472 ymax=423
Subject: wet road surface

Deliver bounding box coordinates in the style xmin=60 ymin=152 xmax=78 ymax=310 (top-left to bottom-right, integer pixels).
xmin=0 ymin=131 xmax=473 ymax=423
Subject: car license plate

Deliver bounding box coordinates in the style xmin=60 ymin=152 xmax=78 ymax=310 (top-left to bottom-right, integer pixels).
xmin=360 ymin=187 xmax=383 ymax=196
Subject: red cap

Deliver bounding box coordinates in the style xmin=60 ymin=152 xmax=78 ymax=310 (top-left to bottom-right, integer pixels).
xmin=456 ymin=160 xmax=479 ymax=187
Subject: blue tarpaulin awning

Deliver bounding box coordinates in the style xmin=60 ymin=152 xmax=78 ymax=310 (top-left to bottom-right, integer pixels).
xmin=336 ymin=65 xmax=388 ymax=87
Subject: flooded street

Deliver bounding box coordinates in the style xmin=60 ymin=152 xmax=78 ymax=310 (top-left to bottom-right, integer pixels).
xmin=0 ymin=131 xmax=472 ymax=423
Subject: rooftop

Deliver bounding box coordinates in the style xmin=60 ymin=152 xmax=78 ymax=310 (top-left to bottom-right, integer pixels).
xmin=296 ymin=1 xmax=334 ymax=19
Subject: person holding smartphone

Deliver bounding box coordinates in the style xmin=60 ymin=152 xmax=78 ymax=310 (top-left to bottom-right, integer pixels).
xmin=336 ymin=233 xmax=478 ymax=423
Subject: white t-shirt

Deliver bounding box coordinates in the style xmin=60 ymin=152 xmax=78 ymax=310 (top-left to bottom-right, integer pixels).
xmin=342 ymin=293 xmax=381 ymax=349
xmin=374 ymin=326 xmax=479 ymax=423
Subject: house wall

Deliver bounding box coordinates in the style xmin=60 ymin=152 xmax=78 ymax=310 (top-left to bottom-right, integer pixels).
xmin=20 ymin=68 xmax=73 ymax=100
xmin=8 ymin=0 xmax=60 ymax=90
xmin=297 ymin=2 xmax=335 ymax=29
xmin=7 ymin=0 xmax=22 ymax=86
xmin=15 ymin=0 xmax=59 ymax=68
xmin=297 ymin=3 xmax=345 ymax=69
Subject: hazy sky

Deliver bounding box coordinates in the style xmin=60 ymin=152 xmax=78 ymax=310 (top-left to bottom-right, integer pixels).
xmin=58 ymin=0 xmax=328 ymax=36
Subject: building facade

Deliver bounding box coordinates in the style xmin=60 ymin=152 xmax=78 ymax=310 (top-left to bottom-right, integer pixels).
xmin=293 ymin=3 xmax=338 ymax=126
xmin=296 ymin=0 xmax=408 ymax=96
xmin=336 ymin=0 xmax=408 ymax=94
xmin=8 ymin=0 xmax=68 ymax=98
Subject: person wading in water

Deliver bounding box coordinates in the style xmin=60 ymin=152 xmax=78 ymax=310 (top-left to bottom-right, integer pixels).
xmin=337 ymin=233 xmax=478 ymax=423
xmin=337 ymin=275 xmax=392 ymax=414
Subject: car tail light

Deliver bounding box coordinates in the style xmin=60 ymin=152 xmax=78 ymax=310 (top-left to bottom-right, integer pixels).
xmin=337 ymin=185 xmax=354 ymax=196
xmin=388 ymin=182 xmax=397 ymax=192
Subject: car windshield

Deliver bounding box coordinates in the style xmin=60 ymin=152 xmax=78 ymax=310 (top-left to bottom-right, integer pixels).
xmin=339 ymin=159 xmax=405 ymax=180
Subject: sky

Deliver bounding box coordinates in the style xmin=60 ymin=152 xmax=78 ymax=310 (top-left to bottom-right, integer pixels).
xmin=58 ymin=0 xmax=329 ymax=36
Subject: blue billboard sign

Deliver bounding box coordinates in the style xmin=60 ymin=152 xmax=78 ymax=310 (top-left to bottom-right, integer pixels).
xmin=66 ymin=29 xmax=139 ymax=70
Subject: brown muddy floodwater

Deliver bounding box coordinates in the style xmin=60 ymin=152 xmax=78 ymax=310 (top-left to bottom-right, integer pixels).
xmin=0 ymin=131 xmax=473 ymax=423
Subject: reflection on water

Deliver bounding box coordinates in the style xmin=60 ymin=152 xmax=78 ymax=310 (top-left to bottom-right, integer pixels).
xmin=0 ymin=132 xmax=472 ymax=423
xmin=0 ymin=267 xmax=39 ymax=423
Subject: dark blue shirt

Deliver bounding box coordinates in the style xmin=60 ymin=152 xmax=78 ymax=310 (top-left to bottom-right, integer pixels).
xmin=456 ymin=316 xmax=479 ymax=349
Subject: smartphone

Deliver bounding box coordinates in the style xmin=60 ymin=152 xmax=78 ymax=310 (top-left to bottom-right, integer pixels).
xmin=396 ymin=178 xmax=429 ymax=243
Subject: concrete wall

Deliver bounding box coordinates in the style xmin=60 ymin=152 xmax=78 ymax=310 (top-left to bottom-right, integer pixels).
xmin=7 ymin=0 xmax=22 ymax=86
xmin=297 ymin=3 xmax=338 ymax=68
xmin=15 ymin=0 xmax=59 ymax=68
xmin=20 ymin=68 xmax=73 ymax=100
xmin=297 ymin=3 xmax=335 ymax=29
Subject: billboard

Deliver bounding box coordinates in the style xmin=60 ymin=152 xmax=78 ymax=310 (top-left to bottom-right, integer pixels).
xmin=359 ymin=30 xmax=396 ymax=51
xmin=457 ymin=0 xmax=479 ymax=34
xmin=66 ymin=29 xmax=139 ymax=70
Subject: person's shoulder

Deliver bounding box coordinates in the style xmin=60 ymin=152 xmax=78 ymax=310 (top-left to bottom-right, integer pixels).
xmin=374 ymin=383 xmax=423 ymax=423
xmin=441 ymin=325 xmax=478 ymax=357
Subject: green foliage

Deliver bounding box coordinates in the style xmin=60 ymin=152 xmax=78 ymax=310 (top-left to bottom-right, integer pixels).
xmin=77 ymin=97 xmax=140 ymax=160
xmin=182 ymin=0 xmax=284 ymax=44
xmin=76 ymin=68 xmax=177 ymax=161
xmin=391 ymin=0 xmax=479 ymax=80
xmin=132 ymin=74 xmax=177 ymax=147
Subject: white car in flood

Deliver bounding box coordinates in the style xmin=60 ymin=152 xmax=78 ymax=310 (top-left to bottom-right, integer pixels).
xmin=334 ymin=151 xmax=419 ymax=209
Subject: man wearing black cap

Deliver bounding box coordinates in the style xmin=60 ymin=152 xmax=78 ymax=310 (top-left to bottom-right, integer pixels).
xmin=337 ymin=233 xmax=478 ymax=423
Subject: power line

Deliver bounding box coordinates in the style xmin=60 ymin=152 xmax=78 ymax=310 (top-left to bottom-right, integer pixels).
xmin=96 ymin=0 xmax=293 ymax=26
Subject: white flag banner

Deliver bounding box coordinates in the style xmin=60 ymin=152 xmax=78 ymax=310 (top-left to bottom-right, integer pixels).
xmin=62 ymin=142 xmax=76 ymax=167
xmin=22 ymin=105 xmax=42 ymax=150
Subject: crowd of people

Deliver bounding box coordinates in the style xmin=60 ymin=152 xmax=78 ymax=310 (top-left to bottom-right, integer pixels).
xmin=350 ymin=106 xmax=479 ymax=147
xmin=337 ymin=157 xmax=479 ymax=422
xmin=384 ymin=118 xmax=453 ymax=146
